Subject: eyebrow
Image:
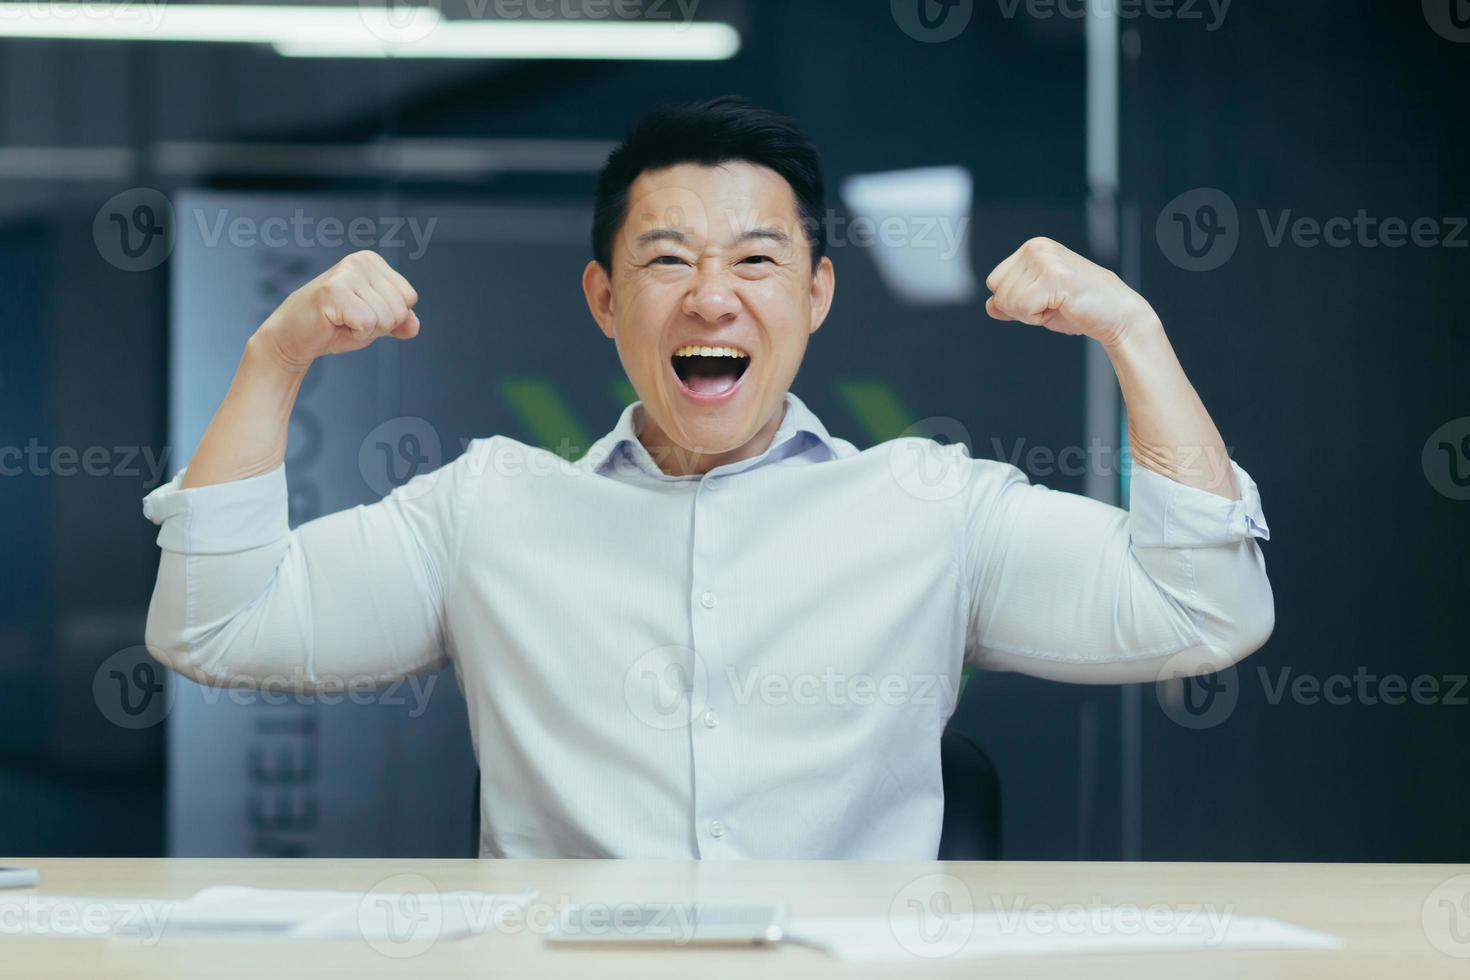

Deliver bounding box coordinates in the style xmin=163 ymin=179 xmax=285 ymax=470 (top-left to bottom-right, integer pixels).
xmin=634 ymin=226 xmax=793 ymax=249
xmin=636 ymin=228 xmax=690 ymax=247
xmin=735 ymin=226 xmax=792 ymax=248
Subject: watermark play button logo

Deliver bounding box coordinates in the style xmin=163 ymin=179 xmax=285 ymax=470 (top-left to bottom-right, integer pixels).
xmin=892 ymin=0 xmax=974 ymax=42
xmin=1423 ymin=0 xmax=1470 ymax=43
xmin=1422 ymin=417 xmax=1470 ymax=501
xmin=93 ymin=645 xmax=176 ymax=730
xmin=358 ymin=0 xmax=441 ymax=45
xmin=1156 ymin=187 xmax=1239 ymax=272
xmin=624 ymin=644 xmax=709 ymax=731
xmin=358 ymin=416 xmax=443 ymax=500
xmin=889 ymin=872 xmax=975 ymax=958
xmin=1155 ymin=651 xmax=1239 ymax=730
xmin=358 ymin=873 xmax=443 ymax=958
xmin=1423 ymin=874 xmax=1470 ymax=958
xmin=93 ymin=188 xmax=175 ymax=272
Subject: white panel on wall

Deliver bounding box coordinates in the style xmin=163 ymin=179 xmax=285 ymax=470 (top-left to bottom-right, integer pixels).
xmin=166 ymin=190 xmax=475 ymax=858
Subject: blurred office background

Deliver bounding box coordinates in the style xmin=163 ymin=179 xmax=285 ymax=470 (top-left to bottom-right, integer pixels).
xmin=0 ymin=0 xmax=1465 ymax=862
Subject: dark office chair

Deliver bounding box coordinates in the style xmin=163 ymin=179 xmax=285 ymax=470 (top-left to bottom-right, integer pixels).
xmin=936 ymin=727 xmax=1003 ymax=860
xmin=469 ymin=727 xmax=1002 ymax=859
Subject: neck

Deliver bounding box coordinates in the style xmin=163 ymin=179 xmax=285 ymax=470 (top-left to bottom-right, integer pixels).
xmin=637 ymin=400 xmax=788 ymax=477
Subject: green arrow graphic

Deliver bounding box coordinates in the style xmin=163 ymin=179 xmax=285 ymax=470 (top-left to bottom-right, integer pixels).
xmin=837 ymin=380 xmax=914 ymax=446
xmin=501 ymin=380 xmax=592 ymax=461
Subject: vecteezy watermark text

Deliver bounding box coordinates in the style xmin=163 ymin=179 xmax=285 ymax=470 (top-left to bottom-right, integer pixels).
xmin=995 ymin=0 xmax=1232 ymax=31
xmin=355 ymin=872 xmax=718 ymax=959
xmin=0 ymin=440 xmax=171 ymax=484
xmin=479 ymin=0 xmax=702 ymax=21
xmin=0 ymin=894 xmax=172 ymax=944
xmin=1157 ymin=187 xmax=1468 ymax=271
xmin=191 ymin=208 xmax=438 ymax=260
xmin=1157 ymin=661 xmax=1470 ymax=730
xmin=94 ymin=187 xmax=440 ymax=271
xmin=726 ymin=666 xmax=959 ymax=710
xmin=93 ymin=645 xmax=441 ymax=730
xmin=989 ymin=894 xmax=1235 ymax=944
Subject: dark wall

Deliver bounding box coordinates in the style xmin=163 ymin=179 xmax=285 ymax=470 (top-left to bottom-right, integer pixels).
xmin=0 ymin=224 xmax=168 ymax=856
xmin=1128 ymin=1 xmax=1470 ymax=861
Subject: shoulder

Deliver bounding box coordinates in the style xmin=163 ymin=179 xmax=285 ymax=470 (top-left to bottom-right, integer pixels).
xmin=453 ymin=434 xmax=573 ymax=480
xmin=845 ymin=437 xmax=1027 ymax=497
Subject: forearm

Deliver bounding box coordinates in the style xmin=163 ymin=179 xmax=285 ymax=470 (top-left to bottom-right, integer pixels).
xmin=977 ymin=238 xmax=1271 ymax=680
xmin=180 ymin=332 xmax=308 ymax=489
xmin=1103 ymin=315 xmax=1240 ymax=500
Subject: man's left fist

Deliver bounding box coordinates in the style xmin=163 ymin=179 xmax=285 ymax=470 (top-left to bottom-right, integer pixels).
xmin=985 ymin=237 xmax=1157 ymax=348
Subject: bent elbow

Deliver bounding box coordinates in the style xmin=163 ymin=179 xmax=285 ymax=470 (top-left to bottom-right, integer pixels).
xmin=144 ymin=568 xmax=225 ymax=688
xmin=1243 ymin=591 xmax=1276 ymax=660
xmin=144 ymin=597 xmax=206 ymax=688
xmin=1216 ymin=574 xmax=1276 ymax=669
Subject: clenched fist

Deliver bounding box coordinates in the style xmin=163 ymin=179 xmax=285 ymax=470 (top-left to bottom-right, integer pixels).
xmin=985 ymin=237 xmax=1157 ymax=349
xmin=256 ymin=250 xmax=421 ymax=371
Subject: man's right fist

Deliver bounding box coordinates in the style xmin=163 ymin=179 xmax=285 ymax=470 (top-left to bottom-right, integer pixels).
xmin=256 ymin=250 xmax=420 ymax=371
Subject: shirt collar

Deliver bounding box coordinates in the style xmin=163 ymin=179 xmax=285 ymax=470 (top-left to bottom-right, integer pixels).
xmin=580 ymin=390 xmax=840 ymax=480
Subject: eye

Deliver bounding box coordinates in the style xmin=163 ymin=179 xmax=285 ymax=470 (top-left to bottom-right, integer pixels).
xmin=650 ymin=255 xmax=687 ymax=266
xmin=742 ymin=255 xmax=775 ymax=265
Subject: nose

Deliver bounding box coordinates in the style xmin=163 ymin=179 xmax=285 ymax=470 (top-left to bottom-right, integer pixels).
xmin=681 ymin=263 xmax=741 ymax=323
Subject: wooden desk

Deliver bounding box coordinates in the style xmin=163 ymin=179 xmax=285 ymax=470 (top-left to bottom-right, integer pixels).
xmin=4 ymin=858 xmax=1467 ymax=977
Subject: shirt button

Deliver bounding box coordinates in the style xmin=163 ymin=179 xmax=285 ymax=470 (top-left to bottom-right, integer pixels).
xmin=699 ymin=591 xmax=717 ymax=609
xmin=704 ymin=477 xmax=719 ymax=491
xmin=702 ymin=709 xmax=719 ymax=729
xmin=709 ymin=820 xmax=726 ymax=839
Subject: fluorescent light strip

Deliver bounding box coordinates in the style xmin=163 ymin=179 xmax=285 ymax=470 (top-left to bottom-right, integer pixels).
xmin=0 ymin=4 xmax=740 ymax=60
xmin=272 ymin=21 xmax=742 ymax=60
xmin=0 ymin=4 xmax=433 ymax=44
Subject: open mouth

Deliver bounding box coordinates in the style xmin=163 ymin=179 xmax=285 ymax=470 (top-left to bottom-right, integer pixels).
xmin=671 ymin=345 xmax=751 ymax=398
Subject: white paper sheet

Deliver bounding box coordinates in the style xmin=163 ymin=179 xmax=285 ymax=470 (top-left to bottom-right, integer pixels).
xmin=786 ymin=908 xmax=1344 ymax=961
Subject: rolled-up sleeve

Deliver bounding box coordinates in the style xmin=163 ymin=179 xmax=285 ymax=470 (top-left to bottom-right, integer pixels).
xmin=143 ymin=444 xmax=483 ymax=691
xmin=962 ymin=451 xmax=1274 ymax=683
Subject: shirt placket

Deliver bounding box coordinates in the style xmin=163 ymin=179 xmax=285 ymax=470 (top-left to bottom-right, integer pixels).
xmin=687 ymin=471 xmax=732 ymax=856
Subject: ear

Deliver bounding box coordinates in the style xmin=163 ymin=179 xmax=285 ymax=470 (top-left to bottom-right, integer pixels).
xmin=582 ymin=260 xmax=616 ymax=340
xmin=808 ymin=256 xmax=835 ymax=335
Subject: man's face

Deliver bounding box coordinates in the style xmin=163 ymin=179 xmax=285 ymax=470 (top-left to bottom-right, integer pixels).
xmin=583 ymin=162 xmax=835 ymax=474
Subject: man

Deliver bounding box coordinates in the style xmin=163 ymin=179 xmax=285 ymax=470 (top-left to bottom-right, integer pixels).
xmin=143 ymin=96 xmax=1272 ymax=859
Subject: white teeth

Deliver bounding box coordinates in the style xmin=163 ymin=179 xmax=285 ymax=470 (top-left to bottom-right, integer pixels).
xmin=674 ymin=345 xmax=748 ymax=359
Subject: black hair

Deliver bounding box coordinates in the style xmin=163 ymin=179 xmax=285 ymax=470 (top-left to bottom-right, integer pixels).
xmin=591 ymin=95 xmax=827 ymax=272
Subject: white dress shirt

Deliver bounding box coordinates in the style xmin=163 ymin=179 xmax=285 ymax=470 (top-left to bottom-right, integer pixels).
xmin=142 ymin=390 xmax=1273 ymax=859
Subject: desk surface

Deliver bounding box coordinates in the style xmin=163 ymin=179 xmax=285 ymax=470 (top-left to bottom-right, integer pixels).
xmin=5 ymin=858 xmax=1468 ymax=977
